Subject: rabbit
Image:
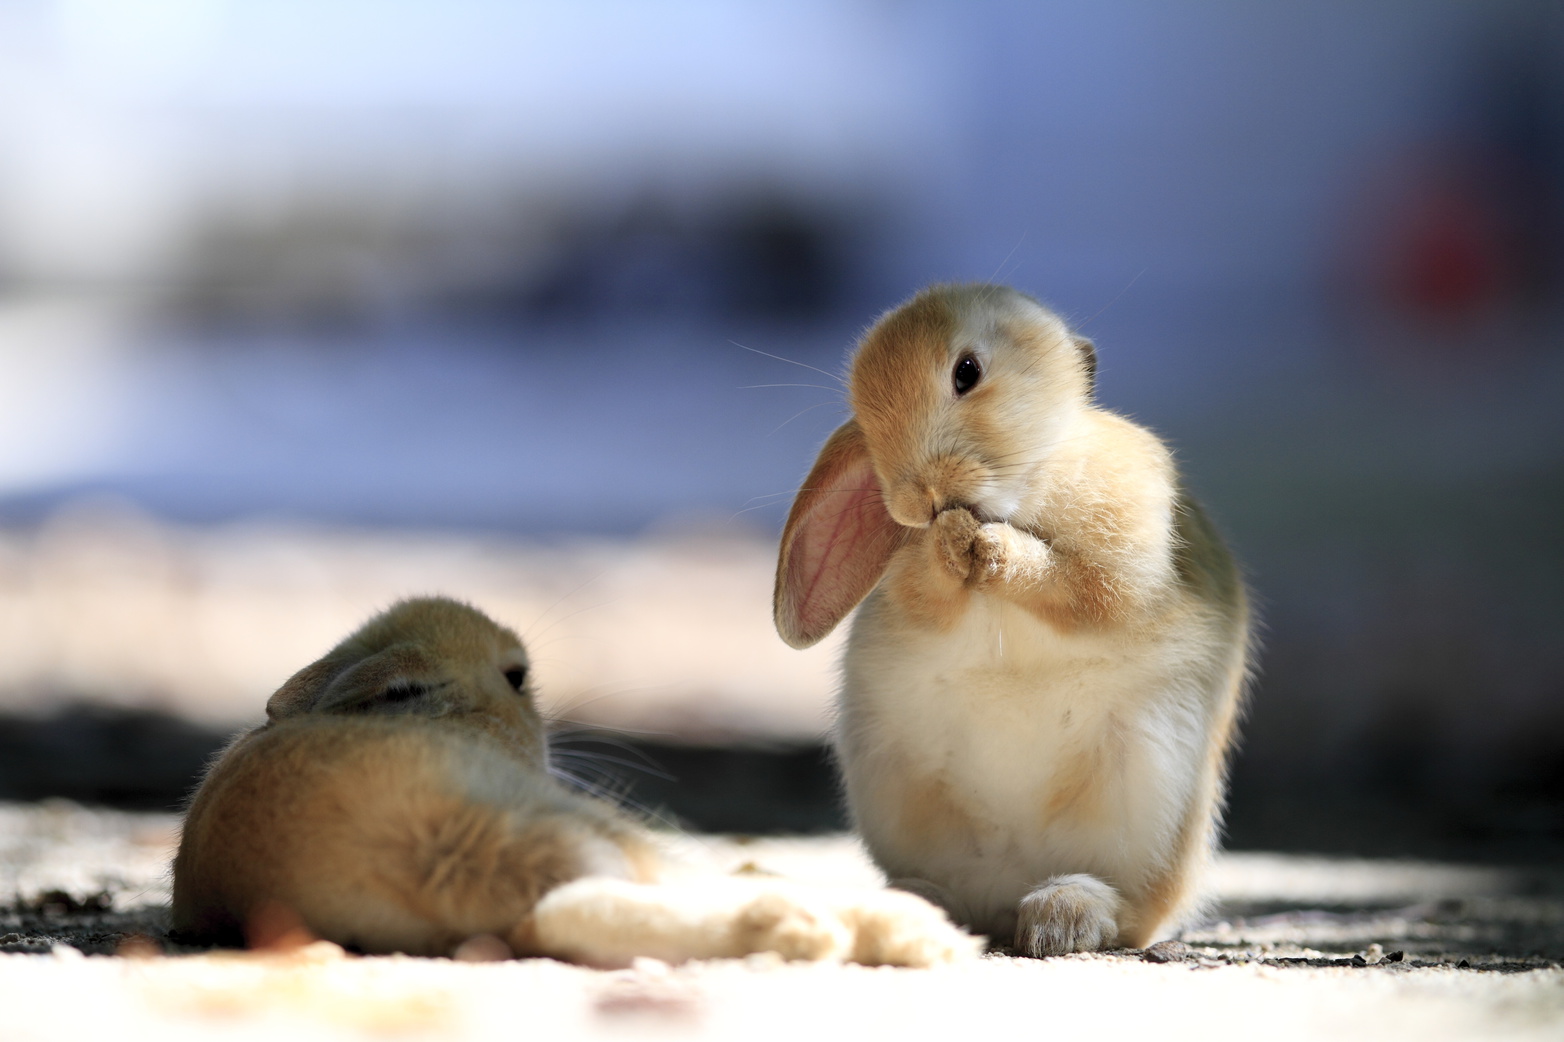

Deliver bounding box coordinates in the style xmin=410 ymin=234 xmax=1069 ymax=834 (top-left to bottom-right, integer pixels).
xmin=773 ymin=283 xmax=1253 ymax=957
xmin=172 ymin=596 xmax=975 ymax=967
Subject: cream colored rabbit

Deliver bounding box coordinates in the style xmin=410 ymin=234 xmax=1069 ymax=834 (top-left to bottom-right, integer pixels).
xmin=774 ymin=284 xmax=1252 ymax=956
xmin=173 ymin=597 xmax=973 ymax=966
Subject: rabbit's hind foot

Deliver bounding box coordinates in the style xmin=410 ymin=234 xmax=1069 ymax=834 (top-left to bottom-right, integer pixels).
xmin=837 ymin=887 xmax=982 ymax=967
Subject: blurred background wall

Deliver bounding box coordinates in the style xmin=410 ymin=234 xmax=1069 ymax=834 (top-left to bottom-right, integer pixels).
xmin=1 ymin=0 xmax=1561 ymax=856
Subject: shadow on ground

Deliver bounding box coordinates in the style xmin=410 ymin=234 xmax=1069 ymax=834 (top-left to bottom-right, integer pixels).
xmin=4 ymin=705 xmax=1562 ymax=864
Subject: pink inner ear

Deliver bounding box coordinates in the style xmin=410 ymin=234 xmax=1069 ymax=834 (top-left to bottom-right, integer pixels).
xmin=781 ymin=456 xmax=903 ymax=647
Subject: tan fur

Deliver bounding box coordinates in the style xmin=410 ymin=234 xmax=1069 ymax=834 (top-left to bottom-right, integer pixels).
xmin=174 ymin=597 xmax=976 ymax=966
xmin=172 ymin=598 xmax=649 ymax=955
xmin=774 ymin=284 xmax=1253 ymax=956
xmin=882 ymin=542 xmax=966 ymax=632
xmin=1041 ymin=719 xmax=1127 ymax=827
xmin=897 ymin=772 xmax=982 ymax=854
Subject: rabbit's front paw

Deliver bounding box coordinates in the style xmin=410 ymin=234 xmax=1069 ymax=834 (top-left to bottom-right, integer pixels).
xmin=1014 ymin=874 xmax=1120 ymax=957
xmin=932 ymin=508 xmax=982 ymax=582
xmin=837 ymin=889 xmax=981 ymax=967
xmin=967 ymin=523 xmax=1014 ymax=587
xmin=935 ymin=510 xmax=1021 ymax=589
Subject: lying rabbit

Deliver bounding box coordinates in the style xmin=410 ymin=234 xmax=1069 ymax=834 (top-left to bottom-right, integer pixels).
xmin=173 ymin=597 xmax=973 ymax=966
xmin=774 ymin=284 xmax=1253 ymax=955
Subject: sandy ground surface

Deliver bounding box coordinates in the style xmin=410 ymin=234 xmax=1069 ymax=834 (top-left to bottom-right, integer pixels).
xmin=2 ymin=802 xmax=1561 ymax=1042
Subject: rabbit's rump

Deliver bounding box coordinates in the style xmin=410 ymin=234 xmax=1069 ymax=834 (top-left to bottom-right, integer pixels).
xmin=175 ymin=718 xmax=643 ymax=956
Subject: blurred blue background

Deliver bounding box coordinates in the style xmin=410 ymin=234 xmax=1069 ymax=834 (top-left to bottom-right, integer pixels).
xmin=1 ymin=0 xmax=1561 ymax=852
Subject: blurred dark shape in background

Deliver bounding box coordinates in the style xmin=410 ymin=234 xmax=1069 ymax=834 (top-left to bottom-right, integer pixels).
xmin=173 ymin=185 xmax=866 ymax=329
xmin=0 ymin=0 xmax=1561 ymax=859
xmin=0 ymin=704 xmax=219 ymax=809
xmin=514 ymin=192 xmax=859 ymax=323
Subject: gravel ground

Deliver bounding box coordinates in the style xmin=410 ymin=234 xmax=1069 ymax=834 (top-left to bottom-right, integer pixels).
xmin=2 ymin=801 xmax=1562 ymax=1041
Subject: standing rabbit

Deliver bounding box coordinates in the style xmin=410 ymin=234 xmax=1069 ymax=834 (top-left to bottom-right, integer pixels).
xmin=774 ymin=284 xmax=1252 ymax=955
xmin=173 ymin=596 xmax=973 ymax=966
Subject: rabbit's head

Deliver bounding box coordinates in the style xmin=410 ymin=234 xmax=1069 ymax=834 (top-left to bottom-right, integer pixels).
xmin=774 ymin=284 xmax=1096 ymax=648
xmin=265 ymin=597 xmax=546 ymax=767
xmin=850 ymin=284 xmax=1094 ymax=527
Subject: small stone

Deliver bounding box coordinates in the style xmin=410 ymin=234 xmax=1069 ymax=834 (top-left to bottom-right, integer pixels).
xmin=0 ymin=934 xmax=51 ymax=955
xmin=1384 ymin=950 xmax=1405 ymax=964
xmin=1141 ymin=940 xmax=1191 ymax=964
xmin=1349 ymin=954 xmax=1367 ymax=967
xmin=1457 ymin=958 xmax=1471 ymax=969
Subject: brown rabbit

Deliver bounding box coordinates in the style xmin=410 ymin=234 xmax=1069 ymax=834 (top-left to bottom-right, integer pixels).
xmin=172 ymin=597 xmax=974 ymax=966
xmin=774 ymin=284 xmax=1253 ymax=956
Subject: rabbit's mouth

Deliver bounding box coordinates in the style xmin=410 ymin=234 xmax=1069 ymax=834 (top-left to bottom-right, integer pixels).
xmin=885 ymin=453 xmax=1000 ymax=528
xmin=943 ymin=501 xmax=1003 ymax=525
xmin=889 ymin=487 xmax=1009 ymax=529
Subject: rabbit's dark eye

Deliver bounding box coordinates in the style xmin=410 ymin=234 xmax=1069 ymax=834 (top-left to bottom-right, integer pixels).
xmin=503 ymin=667 xmax=529 ymax=692
xmin=953 ymin=354 xmax=982 ymax=395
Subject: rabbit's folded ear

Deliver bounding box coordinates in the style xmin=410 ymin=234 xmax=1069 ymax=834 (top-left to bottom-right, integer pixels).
xmin=266 ymin=653 xmax=350 ymax=720
xmin=774 ymin=420 xmax=906 ymax=649
xmin=310 ymin=645 xmax=437 ymax=715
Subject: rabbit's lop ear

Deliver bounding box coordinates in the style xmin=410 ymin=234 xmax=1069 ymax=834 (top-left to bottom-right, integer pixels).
xmin=266 ymin=652 xmax=351 ymax=720
xmin=309 ymin=645 xmax=439 ymax=716
xmin=774 ymin=420 xmax=906 ymax=649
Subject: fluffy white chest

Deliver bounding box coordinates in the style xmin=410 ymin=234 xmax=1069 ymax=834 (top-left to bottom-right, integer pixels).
xmin=839 ymin=591 xmax=1208 ymax=924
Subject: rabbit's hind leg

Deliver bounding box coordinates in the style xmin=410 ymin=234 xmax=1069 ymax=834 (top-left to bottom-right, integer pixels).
xmin=330 ymin=800 xmax=623 ymax=956
xmin=833 ymin=886 xmax=982 ymax=966
xmin=519 ymin=878 xmax=851 ymax=968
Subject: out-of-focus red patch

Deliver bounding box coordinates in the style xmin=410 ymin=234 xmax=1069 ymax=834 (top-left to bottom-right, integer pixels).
xmin=244 ymin=901 xmax=316 ymax=953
